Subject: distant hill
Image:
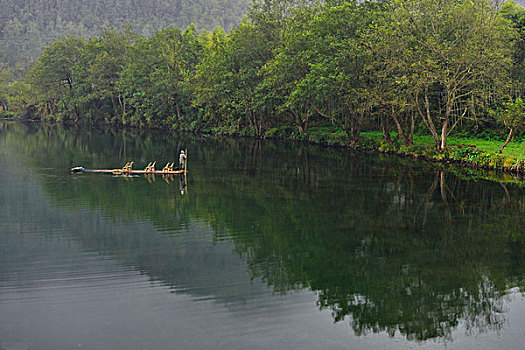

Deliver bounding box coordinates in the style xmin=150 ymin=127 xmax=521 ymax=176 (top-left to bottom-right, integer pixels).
xmin=0 ymin=0 xmax=250 ymax=67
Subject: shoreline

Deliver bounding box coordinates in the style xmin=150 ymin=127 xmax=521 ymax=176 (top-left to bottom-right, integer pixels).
xmin=3 ymin=117 xmax=524 ymax=183
xmin=200 ymin=127 xmax=525 ymax=176
xmin=203 ymin=128 xmax=525 ymax=183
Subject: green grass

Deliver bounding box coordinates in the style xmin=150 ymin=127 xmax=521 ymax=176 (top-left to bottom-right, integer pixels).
xmin=266 ymin=125 xmax=524 ymax=175
xmin=360 ymin=131 xmax=525 ymax=160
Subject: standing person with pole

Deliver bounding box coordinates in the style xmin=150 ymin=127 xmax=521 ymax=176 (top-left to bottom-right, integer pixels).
xmin=179 ymin=149 xmax=188 ymax=194
xmin=179 ymin=149 xmax=187 ymax=170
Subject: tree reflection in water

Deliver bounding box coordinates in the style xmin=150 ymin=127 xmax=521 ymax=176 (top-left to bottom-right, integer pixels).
xmin=1 ymin=121 xmax=524 ymax=342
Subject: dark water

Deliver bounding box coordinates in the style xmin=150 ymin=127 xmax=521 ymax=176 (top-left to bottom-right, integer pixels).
xmin=0 ymin=121 xmax=524 ymax=350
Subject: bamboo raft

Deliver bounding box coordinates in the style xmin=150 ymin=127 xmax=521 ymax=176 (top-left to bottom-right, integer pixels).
xmin=71 ymin=160 xmax=186 ymax=175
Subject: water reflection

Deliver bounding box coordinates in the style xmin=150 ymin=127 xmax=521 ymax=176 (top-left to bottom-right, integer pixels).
xmin=1 ymin=121 xmax=524 ymax=344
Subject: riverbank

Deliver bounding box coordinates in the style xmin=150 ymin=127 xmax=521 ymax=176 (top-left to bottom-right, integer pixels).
xmin=2 ymin=116 xmax=524 ymax=181
xmin=194 ymin=124 xmax=524 ymax=183
xmin=301 ymin=127 xmax=525 ymax=177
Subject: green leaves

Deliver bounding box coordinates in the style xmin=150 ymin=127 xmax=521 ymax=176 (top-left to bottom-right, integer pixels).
xmin=4 ymin=0 xmax=522 ymax=146
xmin=495 ymin=98 xmax=525 ymax=152
xmin=375 ymin=0 xmax=516 ymax=150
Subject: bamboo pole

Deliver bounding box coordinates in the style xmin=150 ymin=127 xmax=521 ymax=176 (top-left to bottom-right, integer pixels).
xmin=184 ymin=148 xmax=188 ymax=188
xmin=184 ymin=149 xmax=188 ymax=178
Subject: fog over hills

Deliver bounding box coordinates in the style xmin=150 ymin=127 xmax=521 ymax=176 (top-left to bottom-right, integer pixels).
xmin=0 ymin=0 xmax=250 ymax=66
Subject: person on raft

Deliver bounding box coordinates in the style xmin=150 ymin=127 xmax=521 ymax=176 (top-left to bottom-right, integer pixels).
xmin=179 ymin=150 xmax=187 ymax=169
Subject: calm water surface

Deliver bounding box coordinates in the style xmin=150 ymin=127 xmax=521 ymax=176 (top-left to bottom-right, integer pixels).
xmin=0 ymin=121 xmax=524 ymax=350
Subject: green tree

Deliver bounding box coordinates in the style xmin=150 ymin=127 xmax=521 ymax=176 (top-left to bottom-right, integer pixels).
xmin=496 ymin=98 xmax=525 ymax=153
xmin=27 ymin=36 xmax=86 ymax=122
xmin=381 ymin=0 xmax=515 ymax=151
xmin=150 ymin=25 xmax=203 ymax=127
xmin=4 ymin=80 xmax=34 ymax=118
xmin=117 ymin=35 xmax=159 ymax=126
xmin=359 ymin=0 xmax=417 ymax=146
xmin=195 ymin=19 xmax=276 ymax=136
xmin=262 ymin=5 xmax=320 ymax=136
xmin=302 ymin=1 xmax=378 ymax=144
xmin=228 ymin=19 xmax=272 ymax=136
xmin=0 ymin=68 xmax=13 ymax=112
xmin=79 ymin=27 xmax=138 ymax=124
xmin=193 ymin=27 xmax=234 ymax=129
xmin=119 ymin=25 xmax=203 ymax=128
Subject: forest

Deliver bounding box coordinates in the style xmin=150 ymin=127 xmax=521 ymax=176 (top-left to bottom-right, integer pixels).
xmin=0 ymin=0 xmax=250 ymax=66
xmin=1 ymin=0 xmax=524 ymax=170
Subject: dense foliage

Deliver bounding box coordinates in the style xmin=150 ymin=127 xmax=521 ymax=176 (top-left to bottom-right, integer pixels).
xmin=0 ymin=0 xmax=249 ymax=67
xmin=1 ymin=0 xmax=525 ymax=154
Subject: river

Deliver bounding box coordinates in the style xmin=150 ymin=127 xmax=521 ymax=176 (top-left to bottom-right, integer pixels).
xmin=0 ymin=121 xmax=524 ymax=350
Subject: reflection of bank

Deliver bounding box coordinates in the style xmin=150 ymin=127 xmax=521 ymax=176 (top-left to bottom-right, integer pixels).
xmin=219 ymin=166 xmax=525 ymax=343
xmin=10 ymin=119 xmax=525 ymax=344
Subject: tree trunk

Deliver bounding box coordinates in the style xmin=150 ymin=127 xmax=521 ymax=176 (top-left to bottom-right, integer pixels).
xmin=48 ymin=100 xmax=57 ymax=115
xmin=293 ymin=111 xmax=305 ymax=135
xmin=256 ymin=112 xmax=263 ymax=136
xmin=391 ymin=106 xmax=408 ymax=145
xmin=111 ymin=95 xmax=119 ymax=118
xmin=346 ymin=128 xmax=356 ymax=145
xmin=118 ymin=93 xmax=126 ymax=122
xmin=381 ymin=117 xmax=393 ymax=145
xmin=408 ymin=110 xmax=415 ymax=145
xmin=176 ymin=103 xmax=181 ymax=121
xmin=418 ymin=87 xmax=440 ymax=150
xmin=499 ymin=127 xmax=513 ymax=154
xmin=440 ymin=117 xmax=448 ymax=151
xmin=292 ymin=108 xmax=309 ymax=136
xmin=246 ymin=110 xmax=254 ymax=131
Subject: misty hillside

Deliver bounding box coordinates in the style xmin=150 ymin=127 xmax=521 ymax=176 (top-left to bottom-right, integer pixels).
xmin=2 ymin=0 xmax=524 ymax=67
xmin=0 ymin=0 xmax=250 ymax=66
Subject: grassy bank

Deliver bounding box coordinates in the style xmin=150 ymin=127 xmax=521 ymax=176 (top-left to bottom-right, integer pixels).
xmin=302 ymin=127 xmax=525 ymax=176
xmin=361 ymin=131 xmax=525 ymax=160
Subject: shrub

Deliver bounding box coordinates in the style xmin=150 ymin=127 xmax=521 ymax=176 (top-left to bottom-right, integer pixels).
xmin=0 ymin=111 xmax=16 ymax=118
xmin=512 ymin=159 xmax=525 ymax=173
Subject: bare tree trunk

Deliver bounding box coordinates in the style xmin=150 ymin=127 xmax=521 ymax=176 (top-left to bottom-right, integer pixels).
xmin=292 ymin=108 xmax=309 ymax=135
xmin=440 ymin=117 xmax=448 ymax=151
xmin=176 ymin=103 xmax=181 ymax=121
xmin=391 ymin=106 xmax=408 ymax=144
xmin=417 ymin=87 xmax=440 ymax=149
xmin=256 ymin=112 xmax=262 ymax=136
xmin=246 ymin=110 xmax=254 ymax=132
xmin=49 ymin=100 xmax=57 ymax=115
xmin=408 ymin=110 xmax=415 ymax=145
xmin=293 ymin=111 xmax=305 ymax=135
xmin=381 ymin=116 xmax=393 ymax=145
xmin=499 ymin=127 xmax=513 ymax=154
xmin=118 ymin=93 xmax=126 ymax=121
xmin=111 ymin=95 xmax=119 ymax=118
